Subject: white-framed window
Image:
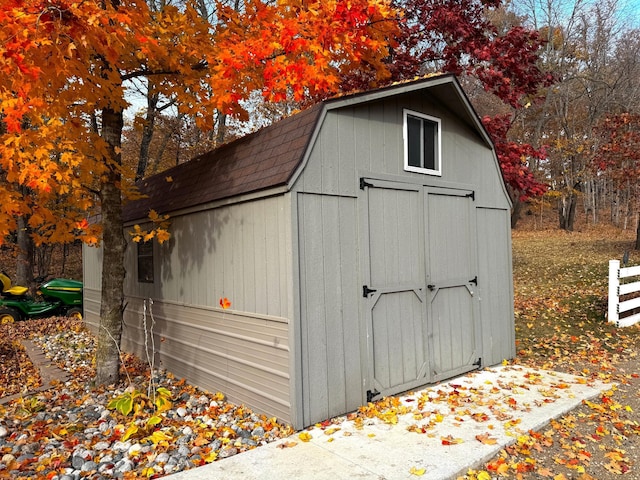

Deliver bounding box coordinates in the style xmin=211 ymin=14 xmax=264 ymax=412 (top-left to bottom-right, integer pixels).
xmin=403 ymin=109 xmax=441 ymax=176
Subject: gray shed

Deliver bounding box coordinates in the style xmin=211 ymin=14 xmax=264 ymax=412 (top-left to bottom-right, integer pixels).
xmin=83 ymin=74 xmax=515 ymax=429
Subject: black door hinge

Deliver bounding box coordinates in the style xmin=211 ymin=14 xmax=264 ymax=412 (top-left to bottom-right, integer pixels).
xmin=473 ymin=358 xmax=482 ymax=367
xmin=366 ymin=389 xmax=380 ymax=403
xmin=363 ymin=285 xmax=378 ymax=297
xmin=466 ymin=191 xmax=475 ymax=201
xmin=360 ymin=178 xmax=374 ymax=190
xmin=469 ymin=276 xmax=478 ymax=285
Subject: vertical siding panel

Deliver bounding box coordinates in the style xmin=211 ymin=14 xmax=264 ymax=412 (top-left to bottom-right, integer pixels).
xmin=297 ymin=194 xmax=311 ymax=422
xmin=477 ymin=208 xmax=515 ymax=365
xmin=383 ymin=98 xmax=402 ymax=177
xmin=266 ymin=197 xmax=282 ymax=316
xmin=276 ymin=197 xmax=292 ymax=318
xmin=222 ymin=208 xmax=236 ymax=304
xmin=321 ymin=112 xmax=339 ymax=195
xmin=169 ymin=219 xmax=182 ymax=302
xmin=253 ymin=201 xmax=268 ymax=314
xmin=243 ymin=204 xmax=256 ymax=313
xmin=339 ymin=198 xmax=362 ymax=408
xmin=368 ymin=103 xmax=386 ymax=173
xmin=233 ymin=207 xmax=245 ymax=309
xmin=189 ymin=215 xmax=201 ymax=306
xmin=212 ymin=209 xmax=225 ymax=306
xmin=83 ymin=244 xmax=103 ymax=290
xmin=301 ymin=143 xmax=323 ymax=192
xmin=338 ymin=109 xmax=357 ymax=197
xmin=297 ymin=192 xmax=362 ymax=424
xmin=299 ymin=194 xmax=329 ymax=422
xmin=322 ymin=196 xmax=347 ymax=415
xmin=354 ymin=106 xmax=371 ymax=176
xmin=204 ymin=215 xmax=215 ymax=308
xmin=82 ymin=245 xmax=103 ymax=332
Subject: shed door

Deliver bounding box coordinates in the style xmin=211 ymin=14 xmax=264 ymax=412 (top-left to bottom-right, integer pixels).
xmin=426 ymin=188 xmax=480 ymax=382
xmin=362 ymin=180 xmax=429 ymax=400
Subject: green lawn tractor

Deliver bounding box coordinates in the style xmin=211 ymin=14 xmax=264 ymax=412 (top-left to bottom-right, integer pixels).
xmin=0 ymin=272 xmax=83 ymax=324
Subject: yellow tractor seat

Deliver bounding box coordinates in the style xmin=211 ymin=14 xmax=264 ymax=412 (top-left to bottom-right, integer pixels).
xmin=0 ymin=272 xmax=28 ymax=296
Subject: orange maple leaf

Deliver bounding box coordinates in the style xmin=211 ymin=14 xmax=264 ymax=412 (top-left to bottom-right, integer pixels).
xmin=475 ymin=433 xmax=498 ymax=445
xmin=441 ymin=435 xmax=463 ymax=445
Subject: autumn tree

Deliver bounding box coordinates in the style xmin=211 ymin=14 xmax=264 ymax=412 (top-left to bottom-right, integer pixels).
xmin=512 ymin=0 xmax=640 ymax=230
xmin=335 ymin=0 xmax=553 ymax=225
xmin=593 ymin=113 xmax=640 ymax=246
xmin=482 ymin=114 xmax=548 ymax=226
xmin=0 ymin=0 xmax=398 ymax=385
xmin=402 ymin=0 xmax=553 ymax=224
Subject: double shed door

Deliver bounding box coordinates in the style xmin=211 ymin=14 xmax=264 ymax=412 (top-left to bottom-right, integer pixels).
xmin=361 ymin=179 xmax=480 ymax=401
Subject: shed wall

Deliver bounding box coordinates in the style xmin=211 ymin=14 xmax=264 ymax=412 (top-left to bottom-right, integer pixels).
xmin=292 ymin=93 xmax=513 ymax=426
xmin=296 ymin=93 xmax=509 ymax=209
xmin=124 ymin=195 xmax=291 ymax=318
xmin=83 ymin=194 xmax=294 ymax=423
xmin=477 ymin=207 xmax=516 ymax=364
xmin=296 ymin=193 xmax=362 ymax=426
xmin=82 ymin=244 xmax=102 ymax=332
xmin=120 ymin=298 xmax=291 ymax=422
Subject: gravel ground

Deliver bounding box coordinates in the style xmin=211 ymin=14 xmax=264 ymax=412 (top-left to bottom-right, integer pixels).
xmin=1 ymin=316 xmax=640 ymax=480
xmin=0 ymin=322 xmax=294 ymax=480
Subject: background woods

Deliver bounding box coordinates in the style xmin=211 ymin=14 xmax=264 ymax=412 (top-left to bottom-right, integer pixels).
xmin=507 ymin=0 xmax=640 ymax=232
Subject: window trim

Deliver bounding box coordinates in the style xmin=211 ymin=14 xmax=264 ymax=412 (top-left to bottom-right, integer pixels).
xmin=403 ymin=109 xmax=442 ymax=176
xmin=137 ymin=241 xmax=154 ymax=283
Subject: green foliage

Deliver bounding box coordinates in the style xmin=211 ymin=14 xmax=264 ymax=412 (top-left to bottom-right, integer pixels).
xmin=153 ymin=386 xmax=172 ymax=413
xmin=108 ymin=389 xmax=147 ymax=417
xmin=107 ymin=385 xmax=172 ymax=417
xmin=121 ymin=414 xmax=171 ymax=442
xmin=108 ymin=386 xmax=174 ymax=442
xmin=16 ymin=396 xmax=45 ymax=417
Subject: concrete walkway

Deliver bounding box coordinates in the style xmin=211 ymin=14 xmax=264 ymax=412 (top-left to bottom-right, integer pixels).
xmin=0 ymin=339 xmax=69 ymax=406
xmin=166 ymin=365 xmax=611 ymax=480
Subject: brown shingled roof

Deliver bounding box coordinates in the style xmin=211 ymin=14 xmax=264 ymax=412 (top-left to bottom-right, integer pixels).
xmin=123 ymin=103 xmax=323 ymax=222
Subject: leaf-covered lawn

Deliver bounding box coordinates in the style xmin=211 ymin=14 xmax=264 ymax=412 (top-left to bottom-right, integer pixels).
xmin=463 ymin=227 xmax=640 ymax=479
xmin=512 ymin=228 xmax=640 ymax=374
xmin=0 ymin=317 xmax=82 ymax=398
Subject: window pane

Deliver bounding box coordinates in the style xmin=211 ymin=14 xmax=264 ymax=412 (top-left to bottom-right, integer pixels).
xmin=407 ymin=115 xmax=423 ymax=168
xmin=423 ymin=120 xmax=437 ymax=170
xmin=137 ymin=242 xmax=154 ymax=283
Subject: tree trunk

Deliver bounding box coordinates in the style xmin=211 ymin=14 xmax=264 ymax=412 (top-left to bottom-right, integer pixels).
xmin=510 ymin=196 xmax=524 ymax=229
xmin=15 ymin=215 xmax=33 ymax=289
xmin=559 ymin=191 xmax=578 ymax=231
xmin=135 ymin=88 xmax=159 ymax=181
xmin=216 ymin=111 xmax=227 ymax=145
xmin=559 ymin=182 xmax=580 ymax=231
xmin=95 ymin=106 xmax=126 ymax=386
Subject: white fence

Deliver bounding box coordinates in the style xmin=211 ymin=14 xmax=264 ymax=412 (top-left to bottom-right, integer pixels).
xmin=608 ymin=259 xmax=640 ymax=327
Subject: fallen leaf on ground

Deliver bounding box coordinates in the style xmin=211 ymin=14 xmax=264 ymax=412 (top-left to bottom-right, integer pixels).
xmin=476 ymin=433 xmax=497 ymax=445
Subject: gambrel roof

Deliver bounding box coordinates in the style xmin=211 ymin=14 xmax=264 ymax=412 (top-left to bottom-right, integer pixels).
xmin=123 ymin=102 xmax=323 ymax=222
xmin=123 ymin=74 xmax=495 ymax=222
